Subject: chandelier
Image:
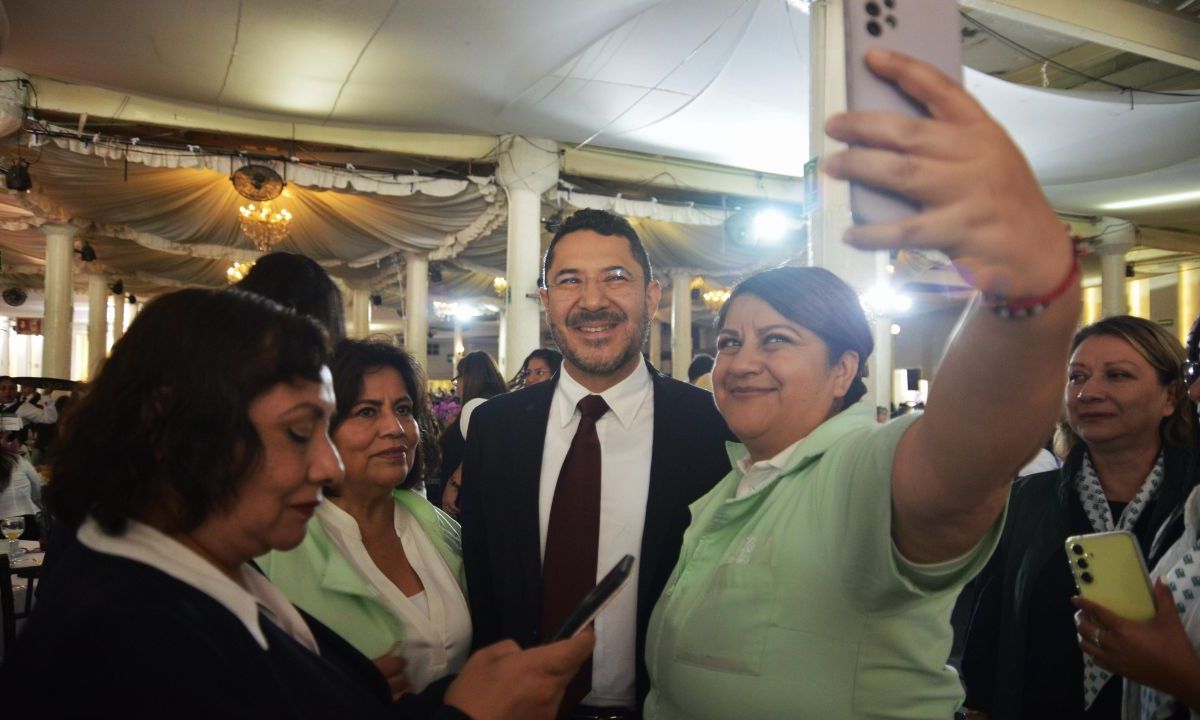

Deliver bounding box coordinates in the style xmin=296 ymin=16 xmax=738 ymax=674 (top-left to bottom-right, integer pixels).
xmin=702 ymin=288 xmax=731 ymax=311
xmin=493 ymin=276 xmax=508 ymax=298
xmin=225 ymin=260 xmax=255 ymax=284
xmin=238 ymin=202 xmax=293 ymax=251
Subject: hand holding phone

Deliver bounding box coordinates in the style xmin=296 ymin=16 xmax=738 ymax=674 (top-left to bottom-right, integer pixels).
xmin=1065 ymin=531 xmax=1155 ymax=622
xmin=842 ymin=0 xmax=962 ymax=225
xmin=547 ymin=555 xmax=635 ymax=643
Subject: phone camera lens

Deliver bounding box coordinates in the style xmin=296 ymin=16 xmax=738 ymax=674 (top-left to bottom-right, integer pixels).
xmin=866 ymin=20 xmax=882 ymax=36
xmin=1077 ymin=558 xmax=1089 ymax=570
xmin=865 ymin=2 xmax=881 ymax=16
xmin=1080 ymin=571 xmax=1094 ymax=584
xmin=885 ymin=15 xmax=897 ymax=28
xmin=1071 ymin=543 xmax=1084 ymax=556
xmin=884 ymin=0 xmax=895 ymax=7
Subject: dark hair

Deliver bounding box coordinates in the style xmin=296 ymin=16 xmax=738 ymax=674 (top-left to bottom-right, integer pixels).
xmin=46 ymin=289 xmax=329 ymax=535
xmin=1056 ymin=314 xmax=1194 ymax=455
xmin=717 ymin=266 xmax=873 ymax=410
xmin=457 ymin=351 xmax=506 ymax=403
xmin=236 ymin=252 xmax=346 ymax=343
xmin=329 ymin=340 xmax=440 ymax=489
xmin=687 ymin=354 xmax=715 ymax=382
xmin=511 ymin=348 xmax=563 ymax=388
xmin=541 ymin=209 xmax=653 ymax=289
xmin=0 ymin=448 xmax=16 ymax=494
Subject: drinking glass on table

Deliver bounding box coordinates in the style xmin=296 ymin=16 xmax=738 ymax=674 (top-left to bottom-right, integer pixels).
xmin=2 ymin=515 xmax=25 ymax=555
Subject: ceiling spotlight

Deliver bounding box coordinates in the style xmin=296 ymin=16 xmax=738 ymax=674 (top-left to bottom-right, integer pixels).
xmin=110 ymin=279 xmax=124 ymax=295
xmin=127 ymin=293 xmax=138 ymax=305
xmin=75 ymin=241 xmax=97 ymax=262
xmin=752 ymin=209 xmax=789 ymax=244
xmin=428 ymin=264 xmax=444 ymax=283
xmin=5 ymin=158 xmax=31 ymax=192
xmin=370 ymin=293 xmax=382 ymax=306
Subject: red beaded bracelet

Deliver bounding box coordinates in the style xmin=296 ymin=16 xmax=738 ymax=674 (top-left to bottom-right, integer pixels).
xmin=983 ymin=247 xmax=1082 ymax=319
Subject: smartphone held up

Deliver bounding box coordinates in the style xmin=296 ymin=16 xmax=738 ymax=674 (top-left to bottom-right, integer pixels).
xmin=842 ymin=0 xmax=962 ymax=225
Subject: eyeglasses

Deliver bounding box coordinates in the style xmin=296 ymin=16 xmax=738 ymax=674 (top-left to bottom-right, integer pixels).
xmin=1182 ymin=359 xmax=1200 ymax=388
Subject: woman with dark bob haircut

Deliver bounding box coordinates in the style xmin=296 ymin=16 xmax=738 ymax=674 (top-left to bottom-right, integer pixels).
xmin=262 ymin=340 xmax=472 ymax=698
xmin=1 ymin=289 xmax=591 ymax=719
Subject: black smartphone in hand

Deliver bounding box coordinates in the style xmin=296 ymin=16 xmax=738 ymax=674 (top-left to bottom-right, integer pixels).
xmin=547 ymin=555 xmax=635 ymax=643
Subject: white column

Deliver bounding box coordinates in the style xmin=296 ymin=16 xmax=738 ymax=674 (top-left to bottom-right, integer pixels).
xmin=111 ymin=290 xmax=126 ymax=346
xmin=809 ymin=0 xmax=891 ymax=407
xmin=1096 ymin=216 xmax=1136 ymax=318
xmin=41 ymin=224 xmax=78 ymax=379
xmin=453 ymin=319 xmax=465 ymax=367
xmin=670 ymin=272 xmax=693 ymax=381
xmin=649 ymin=318 xmax=663 ymax=369
xmin=351 ymin=288 xmax=372 ymax=340
xmin=86 ymin=274 xmax=108 ymax=378
xmin=497 ymin=135 xmax=558 ymax=380
xmin=404 ymin=252 xmax=429 ymax=364
xmin=497 ymin=308 xmax=508 ymax=375
xmin=0 ymin=318 xmax=9 ymax=375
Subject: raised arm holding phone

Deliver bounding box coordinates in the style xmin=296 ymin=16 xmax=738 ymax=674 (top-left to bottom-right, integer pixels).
xmin=642 ymin=41 xmax=1080 ymax=720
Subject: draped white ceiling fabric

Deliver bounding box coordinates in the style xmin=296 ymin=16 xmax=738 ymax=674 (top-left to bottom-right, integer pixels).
xmin=0 ymin=0 xmax=1195 ymax=305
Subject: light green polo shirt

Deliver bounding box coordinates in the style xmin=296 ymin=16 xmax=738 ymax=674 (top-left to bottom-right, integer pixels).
xmin=644 ymin=402 xmax=1003 ymax=720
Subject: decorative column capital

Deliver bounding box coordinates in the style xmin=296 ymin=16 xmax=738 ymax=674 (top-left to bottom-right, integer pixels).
xmin=496 ymin=135 xmax=559 ymax=195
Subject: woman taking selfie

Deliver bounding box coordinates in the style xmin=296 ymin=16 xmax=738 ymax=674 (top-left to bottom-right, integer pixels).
xmin=643 ymin=50 xmax=1081 ymax=719
xmin=0 ymin=289 xmax=590 ymax=719
xmin=261 ymin=340 xmax=470 ymax=699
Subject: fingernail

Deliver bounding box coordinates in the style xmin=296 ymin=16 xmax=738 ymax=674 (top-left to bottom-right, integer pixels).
xmin=866 ymin=48 xmax=893 ymax=63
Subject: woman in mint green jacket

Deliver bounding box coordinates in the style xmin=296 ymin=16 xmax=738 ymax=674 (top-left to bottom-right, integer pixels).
xmin=260 ymin=340 xmax=470 ymax=698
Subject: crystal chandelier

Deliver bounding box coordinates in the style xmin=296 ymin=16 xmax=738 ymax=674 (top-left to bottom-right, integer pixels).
xmin=225 ymin=260 xmax=255 ymax=284
xmin=238 ymin=202 xmax=293 ymax=251
xmin=493 ymin=276 xmax=508 ymax=297
xmin=702 ymin=288 xmax=731 ymax=311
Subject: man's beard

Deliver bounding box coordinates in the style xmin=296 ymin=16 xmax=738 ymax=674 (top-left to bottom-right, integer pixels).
xmin=549 ymin=307 xmax=650 ymax=377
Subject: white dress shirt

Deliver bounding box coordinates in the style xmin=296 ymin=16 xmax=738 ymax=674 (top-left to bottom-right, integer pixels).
xmin=317 ymin=499 xmax=472 ymax=692
xmin=0 ymin=457 xmax=43 ymax=518
xmin=0 ymin=396 xmax=57 ymax=428
xmin=77 ymin=517 xmax=318 ymax=653
xmin=539 ymin=362 xmax=654 ymax=708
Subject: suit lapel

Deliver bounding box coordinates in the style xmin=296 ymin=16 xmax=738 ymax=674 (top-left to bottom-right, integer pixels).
xmin=639 ymin=367 xmax=683 ymax=616
xmin=509 ymin=380 xmax=555 ymax=620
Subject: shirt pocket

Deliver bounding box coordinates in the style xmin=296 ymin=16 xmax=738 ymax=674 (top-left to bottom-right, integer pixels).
xmin=673 ymin=563 xmax=774 ymax=676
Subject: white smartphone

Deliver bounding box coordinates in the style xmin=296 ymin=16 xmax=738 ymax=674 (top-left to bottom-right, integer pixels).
xmin=1065 ymin=531 xmax=1156 ymax=622
xmin=843 ymin=0 xmax=963 ymax=225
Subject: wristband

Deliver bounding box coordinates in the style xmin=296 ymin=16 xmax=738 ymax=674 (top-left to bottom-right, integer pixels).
xmin=984 ymin=240 xmax=1082 ymax=319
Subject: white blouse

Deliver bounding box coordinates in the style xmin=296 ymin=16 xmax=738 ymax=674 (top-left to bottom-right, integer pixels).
xmin=317 ymin=499 xmax=471 ymax=693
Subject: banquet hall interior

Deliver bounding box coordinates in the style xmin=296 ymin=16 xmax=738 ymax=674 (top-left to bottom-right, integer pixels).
xmin=0 ymin=0 xmax=1198 ymax=674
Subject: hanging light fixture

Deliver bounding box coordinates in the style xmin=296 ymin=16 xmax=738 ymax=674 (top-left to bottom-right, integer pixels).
xmin=238 ymin=202 xmax=293 ymax=251
xmin=493 ymin=276 xmax=508 ymax=297
xmin=702 ymin=288 xmax=731 ymax=311
xmin=225 ymin=260 xmax=255 ymax=284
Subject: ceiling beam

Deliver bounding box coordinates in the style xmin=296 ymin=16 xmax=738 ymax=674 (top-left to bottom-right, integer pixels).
xmin=961 ymin=0 xmax=1200 ymax=71
xmin=27 ymin=74 xmax=805 ymax=203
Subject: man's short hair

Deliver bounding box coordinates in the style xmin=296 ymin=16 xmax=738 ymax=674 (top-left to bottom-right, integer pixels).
xmin=541 ymin=209 xmax=653 ymax=289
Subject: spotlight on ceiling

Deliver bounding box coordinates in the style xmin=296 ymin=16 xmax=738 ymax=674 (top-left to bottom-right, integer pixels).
xmin=127 ymin=293 xmax=138 ymax=305
xmin=75 ymin=241 xmax=97 ymax=263
xmin=751 ymin=209 xmax=789 ymax=244
xmin=542 ymin=209 xmax=565 ymax=234
xmin=5 ymin=159 xmax=31 ymax=192
xmin=110 ymin=279 xmax=124 ymax=295
xmin=370 ymin=293 xmax=382 ymax=306
xmin=428 ymin=264 xmax=444 ymax=284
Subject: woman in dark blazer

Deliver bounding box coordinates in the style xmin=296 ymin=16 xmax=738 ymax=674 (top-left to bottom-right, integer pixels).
xmin=0 ymin=288 xmax=590 ymax=720
xmin=962 ymin=315 xmax=1197 ymax=719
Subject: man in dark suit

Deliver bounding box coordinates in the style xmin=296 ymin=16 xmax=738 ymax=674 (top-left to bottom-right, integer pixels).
xmin=460 ymin=209 xmax=733 ymax=719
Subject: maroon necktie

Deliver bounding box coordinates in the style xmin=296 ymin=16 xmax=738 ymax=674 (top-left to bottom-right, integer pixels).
xmin=540 ymin=393 xmax=609 ymax=714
